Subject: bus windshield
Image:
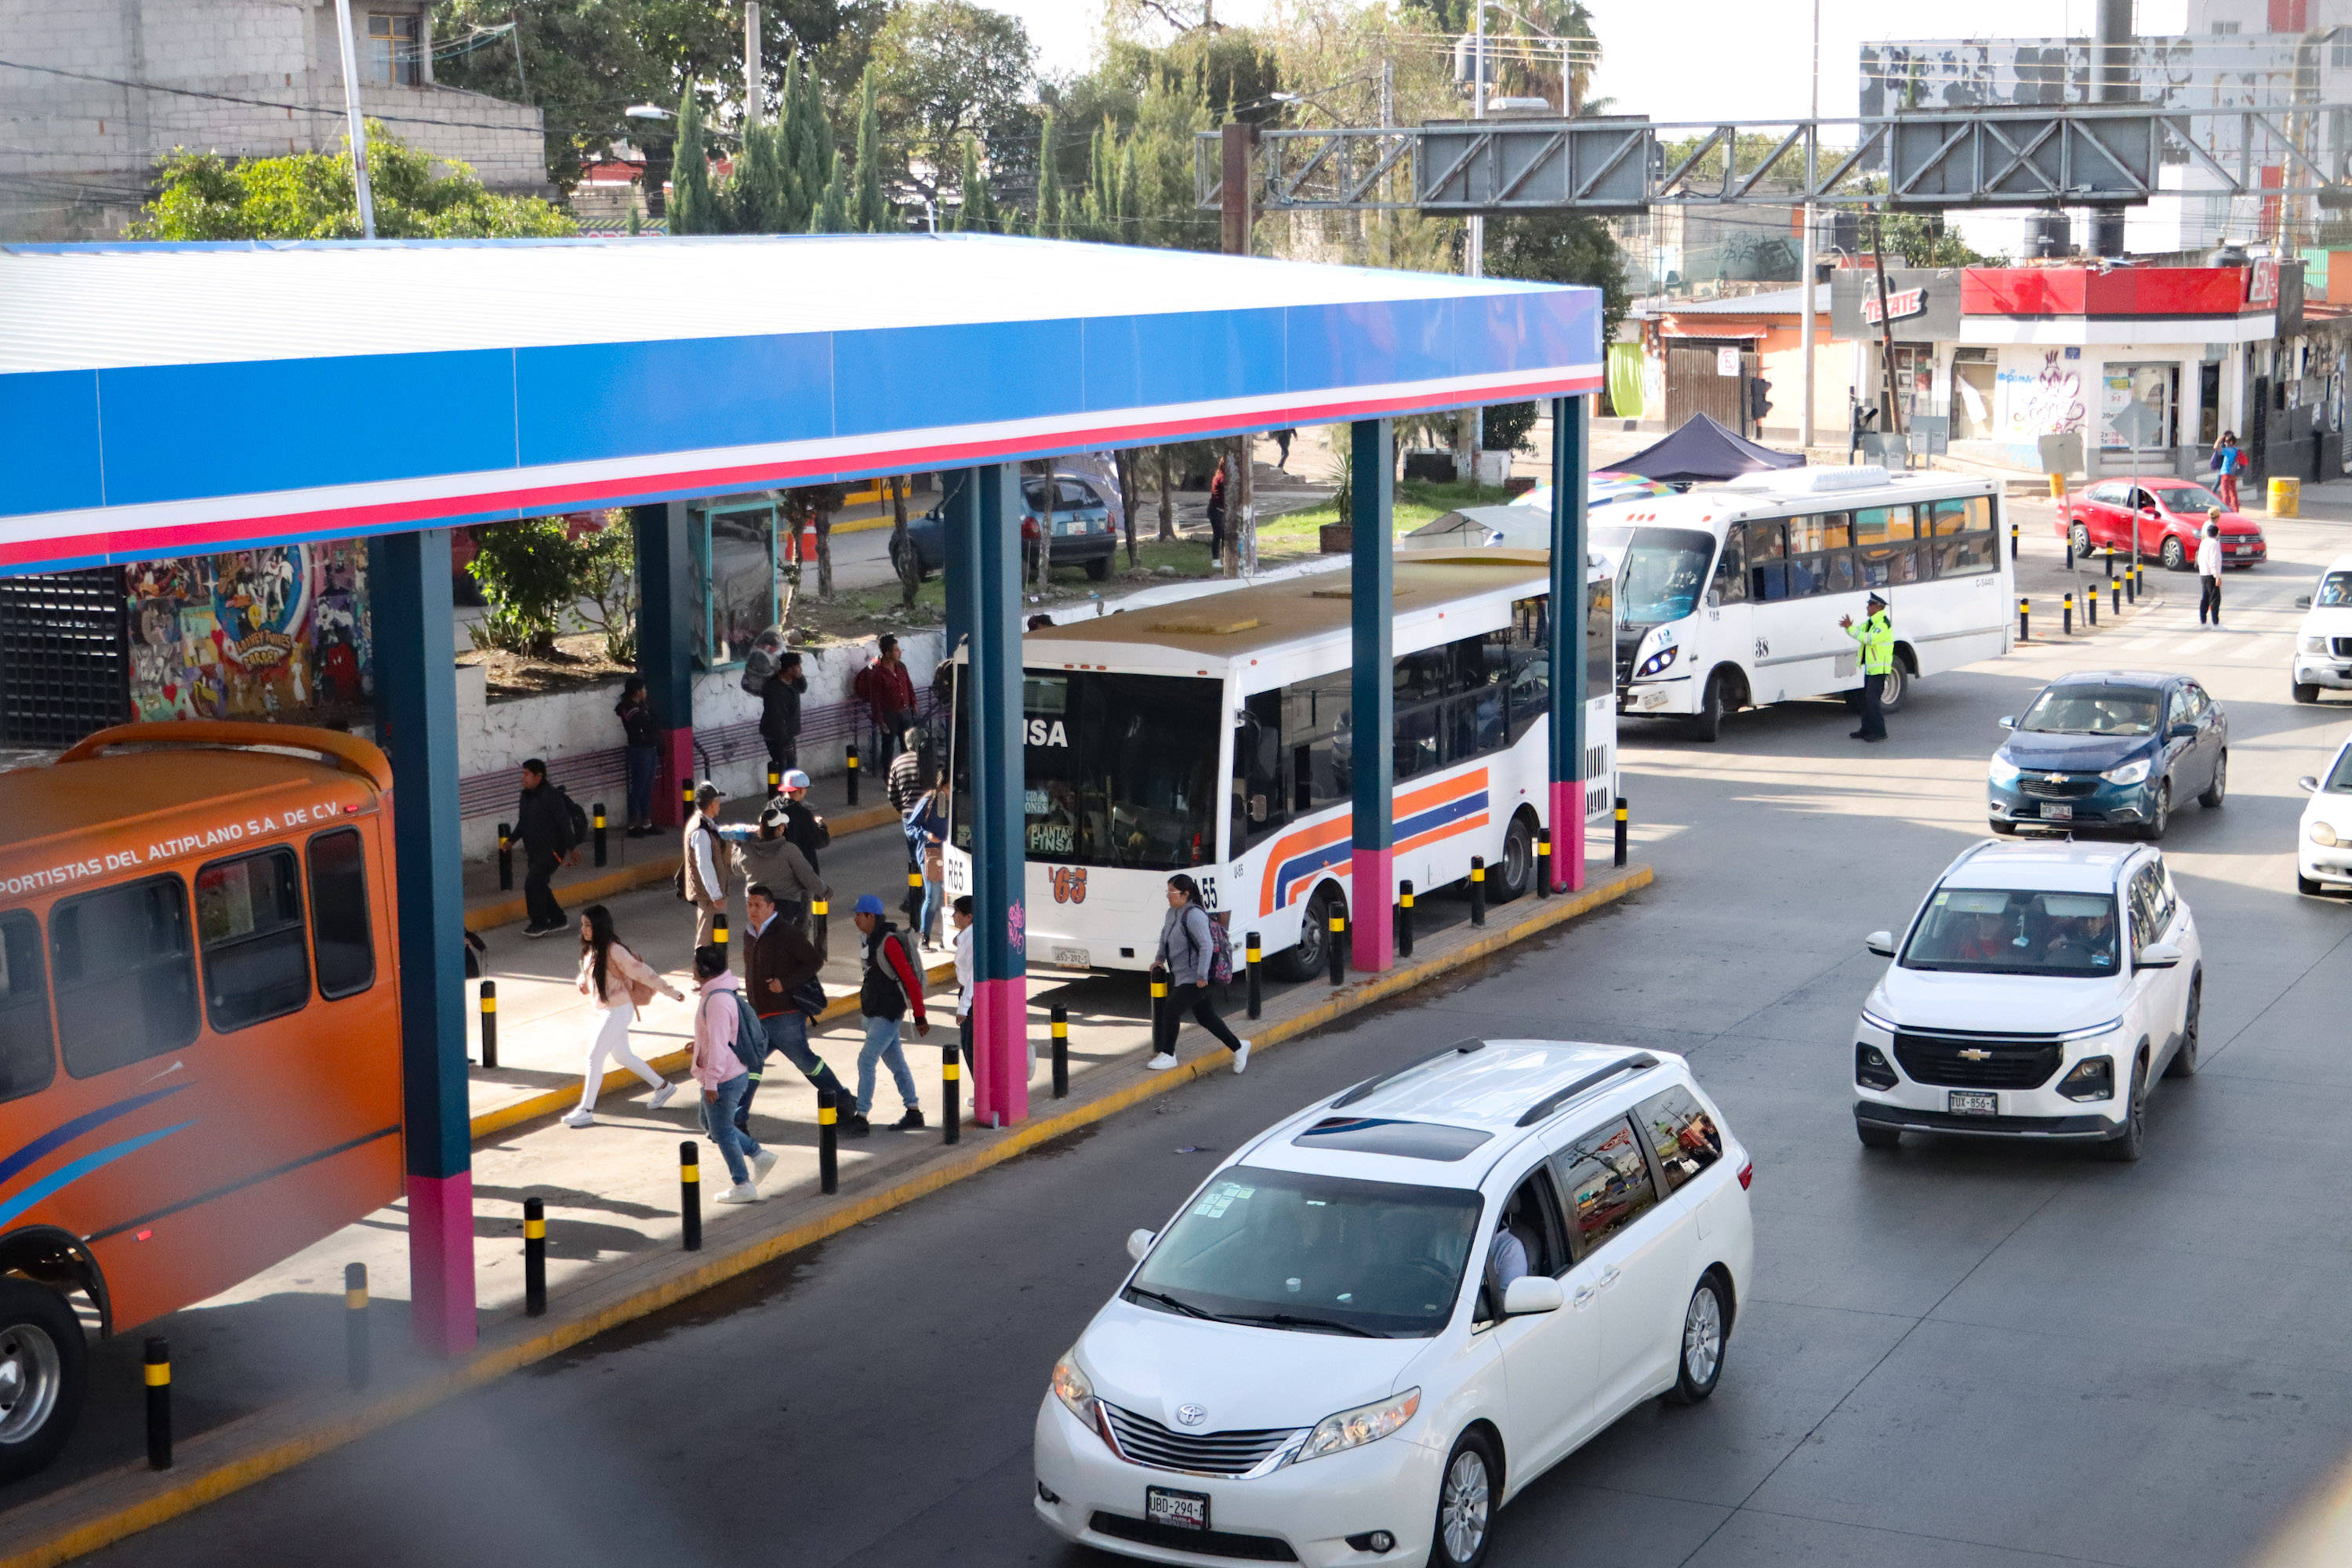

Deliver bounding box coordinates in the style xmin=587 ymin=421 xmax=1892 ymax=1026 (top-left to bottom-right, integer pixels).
xmin=1617 ymin=528 xmax=1715 ymax=627
xmin=954 ymin=670 xmax=1223 ymax=869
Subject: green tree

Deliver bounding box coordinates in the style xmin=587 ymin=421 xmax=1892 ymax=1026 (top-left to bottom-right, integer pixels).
xmin=667 ymin=89 xmax=720 ymax=234
xmin=867 ymin=0 xmax=1036 ymax=205
xmin=852 ymin=64 xmax=890 ymax=230
xmin=814 ymin=148 xmax=852 ymax=230
xmin=466 ymin=519 xmax=583 ymax=657
xmin=1485 ymin=211 xmax=1629 ymax=344
xmin=131 ymin=127 xmax=576 ymax=239
xmin=1034 ymin=107 xmax=1065 ymax=238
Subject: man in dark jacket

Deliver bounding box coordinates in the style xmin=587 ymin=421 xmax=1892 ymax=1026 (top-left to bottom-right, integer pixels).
xmin=514 ymin=758 xmax=579 ymax=936
xmin=776 ymin=768 xmax=832 ymax=872
xmin=758 ymin=651 xmax=807 ymax=784
xmin=738 ymin=883 xmax=851 ymax=1135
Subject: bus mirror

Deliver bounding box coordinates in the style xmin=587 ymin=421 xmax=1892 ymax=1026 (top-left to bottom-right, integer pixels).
xmin=1997 ymin=716 xmax=2016 ymax=730
xmin=1705 ymin=589 xmax=1721 ymax=608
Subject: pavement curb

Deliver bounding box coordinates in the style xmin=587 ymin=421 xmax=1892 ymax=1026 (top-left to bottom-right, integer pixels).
xmin=0 ymin=865 xmax=1650 ymax=1568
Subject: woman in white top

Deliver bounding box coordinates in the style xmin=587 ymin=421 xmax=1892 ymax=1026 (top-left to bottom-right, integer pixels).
xmin=564 ymin=903 xmax=686 ymax=1127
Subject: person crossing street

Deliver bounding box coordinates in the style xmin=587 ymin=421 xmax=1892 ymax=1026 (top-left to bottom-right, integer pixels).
xmin=2197 ymin=510 xmax=2226 ymax=628
xmin=1839 ymin=593 xmax=1894 ymax=743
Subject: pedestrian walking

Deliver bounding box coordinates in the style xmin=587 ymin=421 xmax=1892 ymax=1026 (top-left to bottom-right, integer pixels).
xmin=952 ymin=895 xmax=975 ymax=1075
xmin=2210 ymin=431 xmax=2244 ymax=513
xmin=688 ymin=944 xmax=775 ymax=1203
xmin=740 ymin=884 xmax=851 ymax=1136
xmin=904 ymin=772 xmax=950 ymax=948
xmin=1147 ymin=874 xmax=1250 ymax=1074
xmin=1207 ymin=453 xmax=1229 ymax=561
xmin=1839 ymin=593 xmax=1894 ymax=743
xmin=886 ymin=728 xmax=927 ymax=816
xmin=724 ymin=803 xmax=829 ymax=930
xmin=681 ymin=780 xmax=728 ymax=946
xmin=515 ymin=757 xmax=585 ymax=936
xmin=852 ymin=634 xmax=917 ymax=768
xmin=2198 ymin=512 xmax=2226 ymax=628
xmin=851 ymin=893 xmax=929 ymax=1134
xmin=1272 ymin=428 xmax=1294 ymax=470
xmin=615 ymin=678 xmax=660 ymax=837
xmin=757 ymin=650 xmax=807 ymax=782
xmin=564 ymin=904 xmax=683 ymax=1128
xmin=774 ymin=768 xmax=831 ymax=873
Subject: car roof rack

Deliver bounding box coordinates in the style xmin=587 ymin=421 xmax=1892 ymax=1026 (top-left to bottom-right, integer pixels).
xmin=1330 ymin=1039 xmax=1486 ymax=1109
xmin=1515 ymin=1053 xmax=1660 ymax=1128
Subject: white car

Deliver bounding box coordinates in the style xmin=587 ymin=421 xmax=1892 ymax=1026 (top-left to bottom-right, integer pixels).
xmin=2291 ymin=554 xmax=2352 ymax=704
xmin=2296 ymin=733 xmax=2352 ymax=895
xmin=1034 ymin=1041 xmax=1755 ymax=1568
xmin=1853 ymin=840 xmax=2201 ymax=1161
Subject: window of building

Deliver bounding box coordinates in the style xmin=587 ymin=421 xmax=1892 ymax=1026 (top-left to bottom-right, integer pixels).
xmin=366 ymin=12 xmax=421 ymax=86
xmin=195 ymin=848 xmax=310 ymax=1033
xmin=0 ymin=913 xmax=56 ymax=1105
xmin=2214 ymin=19 xmax=2241 ymax=34
xmin=53 ymin=876 xmax=199 ymax=1078
xmin=307 ymin=829 xmax=376 ymax=1000
xmin=2333 ymin=37 xmax=2352 ymax=67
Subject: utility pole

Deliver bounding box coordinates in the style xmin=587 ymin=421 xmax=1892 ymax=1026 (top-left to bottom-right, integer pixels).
xmin=743 ymin=2 xmax=761 ymax=126
xmin=1220 ymin=121 xmax=1257 ymax=579
xmin=331 ymin=0 xmax=376 ymax=238
xmin=1868 ymin=207 xmax=1904 ymax=446
xmin=2090 ymin=0 xmax=2132 ymax=257
xmin=1798 ymin=0 xmax=1819 ymax=451
xmin=1461 ymin=0 xmax=1487 ymax=481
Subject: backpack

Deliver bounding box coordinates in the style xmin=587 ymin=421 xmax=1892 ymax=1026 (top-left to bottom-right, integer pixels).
xmin=702 ymin=989 xmax=769 ymax=1078
xmin=557 ymin=786 xmax=589 ymax=848
xmin=1206 ymin=911 xmax=1234 ymax=986
xmin=788 ymin=976 xmax=829 ymax=1018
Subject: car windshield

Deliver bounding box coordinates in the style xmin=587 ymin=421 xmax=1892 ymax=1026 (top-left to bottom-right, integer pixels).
xmin=2318 ymin=571 xmax=2352 ymax=608
xmin=2153 ymin=483 xmax=2226 ymax=513
xmin=2326 ymin=746 xmax=2352 ymax=793
xmin=1617 ymin=527 xmax=1715 ymax=627
xmin=1126 ymin=1166 xmax=1482 ymax=1338
xmin=1902 ymin=888 xmax=2122 ymax=978
xmin=1022 ymin=478 xmax=1101 ymax=514
xmin=2016 ymin=684 xmax=2162 ymax=735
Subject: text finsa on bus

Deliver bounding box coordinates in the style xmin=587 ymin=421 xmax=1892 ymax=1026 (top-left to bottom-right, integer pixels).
xmin=0 ymin=793 xmax=350 ymax=900
xmin=1025 ymin=719 xmax=1069 ymax=747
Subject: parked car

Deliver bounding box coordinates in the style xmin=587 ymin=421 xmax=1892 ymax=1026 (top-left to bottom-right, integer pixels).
xmin=1987 ymin=670 xmax=2227 ymax=840
xmin=2296 ymin=731 xmax=2352 ymax=895
xmin=1035 ymin=1039 xmax=1753 ymax=1568
xmin=2291 ymin=554 xmax=2352 ymax=704
xmin=2059 ymin=477 xmax=2267 ymax=572
xmin=897 ymin=474 xmax=1119 ymax=583
xmin=1853 ymin=838 xmax=2201 ymax=1160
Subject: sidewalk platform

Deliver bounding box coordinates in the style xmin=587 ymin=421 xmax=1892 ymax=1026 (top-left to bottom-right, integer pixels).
xmin=0 ymin=860 xmax=1650 ymax=1568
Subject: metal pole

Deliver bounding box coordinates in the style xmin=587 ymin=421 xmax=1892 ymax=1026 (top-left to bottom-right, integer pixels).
xmin=1798 ymin=0 xmax=1819 ymax=450
xmin=345 ymin=1262 xmax=370 ymax=1391
xmin=330 ymin=0 xmax=376 ymax=238
xmin=1868 ymin=209 xmax=1904 ymax=439
xmin=742 ymin=1 xmax=761 ymax=127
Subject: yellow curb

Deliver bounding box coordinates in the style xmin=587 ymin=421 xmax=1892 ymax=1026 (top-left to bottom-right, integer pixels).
xmin=0 ymin=865 xmax=1649 ymax=1568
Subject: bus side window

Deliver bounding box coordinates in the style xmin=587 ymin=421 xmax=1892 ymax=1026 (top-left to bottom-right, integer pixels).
xmin=307 ymin=827 xmax=377 ymax=999
xmin=0 ymin=911 xmax=56 ymax=1104
xmin=195 ymin=848 xmax=311 ymax=1033
xmin=1232 ymin=694 xmax=1287 ymax=851
xmin=53 ymin=874 xmax=199 ymax=1079
xmin=1746 ymin=521 xmax=1788 ymax=602
xmin=1710 ymin=524 xmax=1747 ymax=605
xmin=1584 ymin=583 xmax=1609 ymax=699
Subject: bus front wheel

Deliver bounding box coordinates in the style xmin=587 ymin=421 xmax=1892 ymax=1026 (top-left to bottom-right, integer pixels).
xmin=1685 ymin=672 xmax=1730 ymax=742
xmin=0 ymin=1280 xmax=83 ymax=1483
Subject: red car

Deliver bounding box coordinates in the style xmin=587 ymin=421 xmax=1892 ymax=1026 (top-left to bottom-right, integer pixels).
xmin=2059 ymin=477 xmax=2267 ymax=572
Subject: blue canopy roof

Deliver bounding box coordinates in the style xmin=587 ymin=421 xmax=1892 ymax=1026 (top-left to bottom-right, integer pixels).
xmin=0 ymin=233 xmax=1601 ymax=574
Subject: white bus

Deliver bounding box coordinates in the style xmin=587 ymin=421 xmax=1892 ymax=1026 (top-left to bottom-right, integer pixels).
xmin=945 ymin=552 xmax=1616 ymax=980
xmin=1606 ymin=466 xmax=2012 ymax=739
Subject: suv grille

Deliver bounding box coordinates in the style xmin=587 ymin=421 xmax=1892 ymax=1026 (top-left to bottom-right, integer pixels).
xmin=2332 ymin=636 xmax=2352 ymax=658
xmin=1893 ymin=1032 xmax=2062 ymax=1090
xmin=1090 ymin=1512 xmax=1299 ymax=1561
xmin=2017 ymin=774 xmax=2100 ymax=799
xmin=1101 ymin=1404 xmax=1296 ymax=1476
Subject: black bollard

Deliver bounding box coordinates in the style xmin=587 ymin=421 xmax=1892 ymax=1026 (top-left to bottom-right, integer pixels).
xmin=1398 ymin=880 xmax=1416 ymax=958
xmin=942 ymin=1043 xmax=960 ymax=1145
xmin=817 ymin=1089 xmax=839 ymax=1195
xmin=478 ymin=980 xmax=497 ymax=1070
xmin=1469 ymin=857 xmax=1487 ymax=927
xmin=1614 ymin=797 xmax=1628 ymax=869
xmin=845 ymin=743 xmax=861 ymax=806
xmin=593 ymin=802 xmax=608 ymax=866
xmin=2009 ymin=518 xmax=2019 ymax=561
xmin=144 ymin=1338 xmax=171 ymax=1470
xmin=679 ymin=1141 xmax=702 ymax=1251
xmin=713 ymin=913 xmax=730 ymax=968
xmin=1536 ymin=829 xmax=1552 ymax=898
xmin=768 ymin=764 xmax=782 ymax=798
xmin=345 ymin=1261 xmax=369 ymax=1392
xmin=681 ymin=780 xmax=695 ymax=822
xmin=496 ymin=822 xmax=513 ymax=891
xmin=2111 ymin=569 xmax=2121 ymax=615
xmin=1051 ymin=1005 xmax=1069 ymax=1098
xmin=2018 ymin=597 xmax=2030 ymax=641
xmin=1327 ymin=911 xmax=1348 ymax=986
xmin=811 ymin=897 xmax=829 ymax=964
xmin=2063 ymin=592 xmax=2074 ymax=637
xmin=2065 ymin=534 xmax=2075 ymax=572
xmin=1149 ymin=967 xmax=1169 ymax=1056
xmin=1244 ymin=932 xmax=1261 ymax=1020
xmin=522 ymin=1196 xmax=547 ymax=1317
xmin=2088 ymin=585 xmax=2098 ymax=627
xmin=2126 ymin=563 xmax=2137 ymax=604
xmin=905 ymin=865 xmax=924 ymax=928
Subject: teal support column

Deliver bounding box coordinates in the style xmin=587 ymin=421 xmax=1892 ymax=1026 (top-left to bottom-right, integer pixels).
xmin=366 ymin=528 xmax=476 ymax=1356
xmin=632 ymin=502 xmax=695 ymax=826
xmin=942 ymin=471 xmax=975 ymax=662
xmin=1349 ymin=419 xmax=1395 ymax=969
xmin=962 ymin=465 xmax=1028 ymax=1124
xmin=1548 ymin=396 xmax=1590 ymax=891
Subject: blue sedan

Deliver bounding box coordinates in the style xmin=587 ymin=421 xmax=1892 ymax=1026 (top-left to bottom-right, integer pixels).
xmin=894 ymin=473 xmax=1120 ymax=583
xmin=1988 ymin=670 xmax=2227 ymax=840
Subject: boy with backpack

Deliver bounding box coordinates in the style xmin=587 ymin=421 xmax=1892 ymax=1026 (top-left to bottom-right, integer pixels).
xmin=851 ymin=893 xmax=929 ymax=1134
xmin=516 ymin=757 xmax=587 ymax=937
xmin=690 ymin=944 xmax=779 ymax=1204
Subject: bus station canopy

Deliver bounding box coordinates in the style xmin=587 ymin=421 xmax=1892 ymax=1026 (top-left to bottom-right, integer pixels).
xmin=0 ymin=234 xmax=1601 ymax=575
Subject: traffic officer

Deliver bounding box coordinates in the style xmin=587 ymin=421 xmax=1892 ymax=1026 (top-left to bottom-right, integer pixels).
xmin=1838 ymin=592 xmax=1894 ymax=742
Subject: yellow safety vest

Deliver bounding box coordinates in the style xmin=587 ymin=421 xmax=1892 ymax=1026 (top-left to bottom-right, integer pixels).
xmin=1849 ymin=611 xmax=1895 ymax=675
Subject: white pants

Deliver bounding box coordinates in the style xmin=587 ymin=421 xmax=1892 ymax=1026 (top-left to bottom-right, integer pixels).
xmin=577 ymin=1005 xmax=664 ymax=1115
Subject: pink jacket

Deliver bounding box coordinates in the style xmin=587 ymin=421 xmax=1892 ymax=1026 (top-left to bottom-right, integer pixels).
xmin=691 ymin=972 xmax=750 ymax=1089
xmin=577 ymin=942 xmax=677 ymax=1012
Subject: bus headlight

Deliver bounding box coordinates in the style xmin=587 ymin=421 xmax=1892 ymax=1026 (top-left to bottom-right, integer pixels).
xmin=1988 ymin=755 xmax=2021 ymax=785
xmin=2101 ymin=758 xmax=2152 ymax=787
xmin=1635 ymin=646 xmax=1679 ymax=678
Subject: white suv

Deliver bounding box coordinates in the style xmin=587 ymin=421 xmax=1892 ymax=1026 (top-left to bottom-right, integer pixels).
xmin=1034 ymin=1041 xmax=1754 ymax=1568
xmin=1853 ymin=839 xmax=2201 ymax=1160
xmin=2291 ymin=553 xmax=2352 ymax=704
xmin=2296 ymin=731 xmax=2352 ymax=895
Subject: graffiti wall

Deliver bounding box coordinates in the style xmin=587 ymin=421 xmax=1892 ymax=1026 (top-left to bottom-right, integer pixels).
xmin=1994 ymin=347 xmax=2088 ymax=441
xmin=126 ymin=541 xmax=372 ymax=724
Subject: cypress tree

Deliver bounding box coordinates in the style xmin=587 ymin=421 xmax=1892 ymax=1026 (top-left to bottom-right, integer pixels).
xmin=953 ymin=136 xmax=982 ymax=231
xmin=1118 ymin=141 xmax=1139 ymax=244
xmin=1036 ymin=108 xmax=1063 ymax=240
xmin=789 ymin=61 xmax=831 ymax=230
xmin=776 ymin=53 xmax=808 ymax=230
xmin=669 ymin=89 xmax=717 ymax=235
xmin=851 ymin=66 xmax=887 ymax=233
xmin=814 ymin=148 xmax=850 ymax=233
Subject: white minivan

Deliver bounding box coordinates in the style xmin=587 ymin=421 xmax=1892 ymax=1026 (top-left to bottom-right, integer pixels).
xmin=1033 ymin=1041 xmax=1755 ymax=1568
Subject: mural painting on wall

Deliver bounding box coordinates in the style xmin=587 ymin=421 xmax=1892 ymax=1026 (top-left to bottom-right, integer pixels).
xmin=1996 ymin=350 xmax=2087 ymax=440
xmin=127 ymin=542 xmax=372 ymax=724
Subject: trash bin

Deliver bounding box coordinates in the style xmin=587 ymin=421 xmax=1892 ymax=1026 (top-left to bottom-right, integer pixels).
xmin=2269 ymin=476 xmax=2301 ymax=517
xmin=2048 ymin=474 xmax=2067 ymax=501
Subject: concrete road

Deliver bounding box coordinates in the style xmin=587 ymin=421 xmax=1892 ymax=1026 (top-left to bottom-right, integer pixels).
xmin=83 ymin=514 xmax=2352 ymax=1567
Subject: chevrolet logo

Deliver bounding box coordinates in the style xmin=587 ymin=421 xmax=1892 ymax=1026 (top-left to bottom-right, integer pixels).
xmin=2045 ymin=773 xmax=2069 ymax=784
xmin=1958 ymin=1047 xmax=1994 ymax=1061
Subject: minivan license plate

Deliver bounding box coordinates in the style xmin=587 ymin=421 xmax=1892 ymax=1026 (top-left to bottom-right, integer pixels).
xmin=1147 ymin=1487 xmax=1210 ymax=1532
xmin=1950 ymin=1091 xmax=1997 ymax=1116
xmin=2039 ymin=803 xmax=2073 ymax=821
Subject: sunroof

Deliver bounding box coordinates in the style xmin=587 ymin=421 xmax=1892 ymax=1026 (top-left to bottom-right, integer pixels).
xmin=1293 ymin=1116 xmax=1494 ymax=1162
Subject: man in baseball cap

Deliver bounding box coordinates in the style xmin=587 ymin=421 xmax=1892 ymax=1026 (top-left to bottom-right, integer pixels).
xmin=776 ymin=768 xmax=829 ymax=871
xmin=849 ymin=892 xmax=929 ymax=1134
xmin=1838 ymin=592 xmax=1896 ymax=742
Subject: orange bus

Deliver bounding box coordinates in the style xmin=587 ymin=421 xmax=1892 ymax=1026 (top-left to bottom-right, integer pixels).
xmin=0 ymin=722 xmax=404 ymax=1479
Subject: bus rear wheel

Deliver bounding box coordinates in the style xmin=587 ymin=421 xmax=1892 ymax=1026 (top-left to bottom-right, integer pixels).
xmin=0 ymin=1281 xmax=83 ymax=1484
xmin=1490 ymin=814 xmax=1536 ymax=903
xmin=1876 ymin=659 xmax=1907 ymax=713
xmin=1270 ymin=886 xmax=1341 ymax=982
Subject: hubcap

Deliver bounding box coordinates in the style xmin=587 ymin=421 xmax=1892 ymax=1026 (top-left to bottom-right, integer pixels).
xmin=1504 ymin=826 xmax=1530 ymax=888
xmin=0 ymin=1327 xmax=60 ymax=1445
xmin=1683 ymin=1287 xmax=1722 ymax=1386
xmin=1440 ymin=1450 xmax=1490 ymax=1563
xmin=2213 ymin=756 xmax=2227 ymax=802
xmin=1882 ymin=665 xmax=1904 ymax=706
xmin=2186 ymin=985 xmax=2201 ymax=1058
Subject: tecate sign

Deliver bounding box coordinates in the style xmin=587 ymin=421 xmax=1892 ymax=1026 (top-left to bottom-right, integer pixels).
xmin=1862 ymin=286 xmax=1927 ymax=325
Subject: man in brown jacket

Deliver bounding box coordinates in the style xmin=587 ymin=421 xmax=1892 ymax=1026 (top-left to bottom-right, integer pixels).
xmin=683 ymin=780 xmax=728 ymax=947
xmin=737 ymin=883 xmax=850 ymax=1137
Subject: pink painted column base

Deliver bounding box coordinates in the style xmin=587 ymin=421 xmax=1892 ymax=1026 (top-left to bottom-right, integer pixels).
xmin=1350 ymin=846 xmax=1395 ymax=971
xmin=971 ymin=975 xmax=1029 ymax=1126
xmin=656 ymin=728 xmax=694 ymax=829
xmin=408 ymin=1171 xmax=478 ymax=1356
xmin=1549 ymin=781 xmax=1588 ymax=893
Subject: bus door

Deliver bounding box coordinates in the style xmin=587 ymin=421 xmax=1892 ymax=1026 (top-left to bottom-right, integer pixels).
xmin=1700 ymin=522 xmax=1755 ymax=695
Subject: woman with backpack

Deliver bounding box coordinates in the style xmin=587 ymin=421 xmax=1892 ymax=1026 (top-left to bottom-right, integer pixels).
xmin=1147 ymin=874 xmax=1250 ymax=1075
xmin=690 ymin=943 xmax=777 ymax=1204
xmin=564 ymin=904 xmax=684 ymax=1129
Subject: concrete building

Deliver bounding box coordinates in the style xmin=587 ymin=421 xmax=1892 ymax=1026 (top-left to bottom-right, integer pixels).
xmin=0 ymin=0 xmax=547 ymax=241
xmin=1622 ymin=283 xmax=1845 ymax=443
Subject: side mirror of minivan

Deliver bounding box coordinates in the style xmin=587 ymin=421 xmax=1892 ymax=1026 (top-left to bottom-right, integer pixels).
xmin=1126 ymin=1229 xmax=1156 ymax=1263
xmin=2296 ymin=595 xmax=2314 ymax=610
xmin=1997 ymin=715 xmax=2016 ymax=730
xmin=2299 ymin=775 xmax=2321 ymax=793
xmin=2138 ymin=942 xmax=2184 ymax=970
xmin=1865 ymin=931 xmax=1896 ymax=958
xmin=1501 ymin=1276 xmax=1565 ymax=1316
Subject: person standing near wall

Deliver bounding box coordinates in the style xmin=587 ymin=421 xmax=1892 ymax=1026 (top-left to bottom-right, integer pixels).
xmin=615 ymin=678 xmax=660 ymax=838
xmin=564 ymin=904 xmax=683 ymax=1128
xmin=853 ymin=635 xmax=916 ymax=768
xmin=758 ymin=651 xmax=807 ymax=782
xmin=681 ymin=781 xmax=729 ymax=947
xmin=517 ymin=757 xmax=583 ymax=937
